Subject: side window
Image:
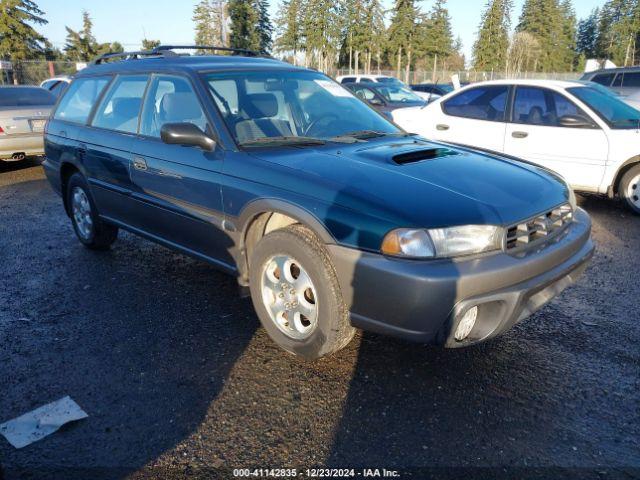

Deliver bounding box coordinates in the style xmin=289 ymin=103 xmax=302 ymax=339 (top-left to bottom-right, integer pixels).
xmin=591 ymin=73 xmax=615 ymax=86
xmin=513 ymin=87 xmax=589 ymax=127
xmin=92 ymin=75 xmax=148 ymax=133
xmin=53 ymin=76 xmax=111 ymax=124
xmin=443 ymin=86 xmax=508 ymax=121
xmin=140 ymin=75 xmax=207 ymax=138
xmin=353 ymin=86 xmax=376 ymax=101
xmin=622 ymin=72 xmax=640 ymax=87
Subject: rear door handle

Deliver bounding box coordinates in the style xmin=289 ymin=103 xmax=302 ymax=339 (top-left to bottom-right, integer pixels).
xmin=132 ymin=156 xmax=147 ymax=171
xmin=436 ymin=124 xmax=450 ymax=131
xmin=512 ymin=131 xmax=529 ymax=139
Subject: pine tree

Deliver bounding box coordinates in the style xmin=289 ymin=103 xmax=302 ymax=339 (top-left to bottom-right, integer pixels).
xmin=193 ymin=0 xmax=229 ymax=50
xmin=301 ymin=0 xmax=340 ymax=71
xmin=228 ymin=0 xmax=262 ymax=52
xmin=255 ymin=0 xmax=273 ymax=53
xmin=387 ymin=0 xmax=417 ymax=78
xmin=64 ymin=11 xmax=98 ymax=61
xmin=576 ymin=8 xmax=599 ymax=59
xmin=0 ymin=0 xmax=48 ymax=61
xmin=597 ymin=0 xmax=638 ymax=66
xmin=274 ymin=0 xmax=303 ymax=62
xmin=472 ymin=0 xmax=513 ymax=71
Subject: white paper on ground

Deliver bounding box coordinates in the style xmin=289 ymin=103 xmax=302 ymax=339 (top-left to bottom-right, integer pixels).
xmin=0 ymin=396 xmax=88 ymax=449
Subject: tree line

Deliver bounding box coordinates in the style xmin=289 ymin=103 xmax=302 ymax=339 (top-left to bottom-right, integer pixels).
xmin=0 ymin=0 xmax=638 ymax=76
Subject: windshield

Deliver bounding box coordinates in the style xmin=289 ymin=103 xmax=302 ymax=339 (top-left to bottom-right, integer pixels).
xmin=202 ymin=70 xmax=400 ymax=146
xmin=376 ymin=77 xmax=405 ymax=87
xmin=438 ymin=84 xmax=455 ymax=94
xmin=568 ymin=86 xmax=640 ymax=129
xmin=374 ymin=85 xmax=424 ymax=103
xmin=0 ymin=87 xmax=56 ymax=107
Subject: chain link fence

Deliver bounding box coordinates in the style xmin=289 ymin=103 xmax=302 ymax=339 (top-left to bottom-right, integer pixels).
xmin=0 ymin=60 xmax=582 ymax=87
xmin=0 ymin=60 xmax=80 ymax=86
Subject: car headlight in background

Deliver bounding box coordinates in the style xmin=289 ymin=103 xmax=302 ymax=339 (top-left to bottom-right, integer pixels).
xmin=381 ymin=225 xmax=503 ymax=259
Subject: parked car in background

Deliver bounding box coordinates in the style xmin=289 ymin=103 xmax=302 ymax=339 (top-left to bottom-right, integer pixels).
xmin=40 ymin=76 xmax=72 ymax=98
xmin=336 ymin=74 xmax=431 ymax=100
xmin=581 ymin=67 xmax=640 ymax=108
xmin=410 ymin=83 xmax=454 ymax=102
xmin=43 ymin=46 xmax=593 ymax=360
xmin=0 ymin=86 xmax=56 ymax=161
xmin=393 ymin=79 xmax=640 ymax=214
xmin=344 ymin=82 xmax=425 ymax=117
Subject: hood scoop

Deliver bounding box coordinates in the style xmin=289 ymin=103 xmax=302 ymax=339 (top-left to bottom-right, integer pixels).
xmin=392 ymin=148 xmax=458 ymax=165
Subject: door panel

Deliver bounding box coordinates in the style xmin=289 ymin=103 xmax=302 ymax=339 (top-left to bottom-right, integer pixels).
xmin=504 ymin=86 xmax=609 ymax=191
xmin=129 ymin=74 xmax=232 ymax=266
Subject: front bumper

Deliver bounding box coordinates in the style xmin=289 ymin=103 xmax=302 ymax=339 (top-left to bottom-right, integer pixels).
xmin=328 ymin=208 xmax=594 ymax=347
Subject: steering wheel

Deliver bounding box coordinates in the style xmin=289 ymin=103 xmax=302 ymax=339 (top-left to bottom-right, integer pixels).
xmin=304 ymin=113 xmax=341 ymax=137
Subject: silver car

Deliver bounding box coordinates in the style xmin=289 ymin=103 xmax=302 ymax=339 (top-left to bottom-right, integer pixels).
xmin=0 ymin=86 xmax=56 ymax=161
xmin=581 ymin=67 xmax=640 ymax=108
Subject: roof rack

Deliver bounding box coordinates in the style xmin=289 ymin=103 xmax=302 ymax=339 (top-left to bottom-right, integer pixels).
xmin=91 ymin=45 xmax=266 ymax=65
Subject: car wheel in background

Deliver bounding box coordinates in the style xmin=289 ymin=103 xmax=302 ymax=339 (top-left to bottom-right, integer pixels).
xmin=619 ymin=164 xmax=640 ymax=215
xmin=249 ymin=224 xmax=355 ymax=360
xmin=66 ymin=173 xmax=119 ymax=249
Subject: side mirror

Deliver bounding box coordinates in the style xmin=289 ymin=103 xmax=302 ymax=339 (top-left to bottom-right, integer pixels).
xmin=558 ymin=115 xmax=595 ymax=129
xmin=160 ymin=123 xmax=216 ymax=151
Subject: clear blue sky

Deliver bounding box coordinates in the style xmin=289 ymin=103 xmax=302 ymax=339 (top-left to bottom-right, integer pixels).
xmin=38 ymin=0 xmax=606 ymax=61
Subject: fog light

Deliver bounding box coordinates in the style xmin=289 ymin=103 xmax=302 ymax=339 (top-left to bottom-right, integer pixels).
xmin=455 ymin=306 xmax=478 ymax=341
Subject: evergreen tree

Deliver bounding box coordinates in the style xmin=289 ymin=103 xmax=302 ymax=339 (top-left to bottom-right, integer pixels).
xmin=301 ymin=0 xmax=340 ymax=71
xmin=255 ymin=0 xmax=273 ymax=52
xmin=64 ymin=11 xmax=98 ymax=61
xmin=193 ymin=0 xmax=229 ymax=50
xmin=576 ymin=8 xmax=599 ymax=59
xmin=228 ymin=0 xmax=264 ymax=52
xmin=387 ymin=0 xmax=417 ymax=77
xmin=274 ymin=0 xmax=303 ymax=62
xmin=472 ymin=0 xmax=513 ymax=71
xmin=597 ymin=0 xmax=638 ymax=66
xmin=0 ymin=0 xmax=48 ymax=60
xmin=559 ymin=0 xmax=577 ymax=70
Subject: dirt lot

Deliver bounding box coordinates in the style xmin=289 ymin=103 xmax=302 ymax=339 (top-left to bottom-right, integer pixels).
xmin=0 ymin=161 xmax=638 ymax=479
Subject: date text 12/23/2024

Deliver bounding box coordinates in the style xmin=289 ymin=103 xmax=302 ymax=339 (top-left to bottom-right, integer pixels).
xmin=233 ymin=469 xmax=401 ymax=478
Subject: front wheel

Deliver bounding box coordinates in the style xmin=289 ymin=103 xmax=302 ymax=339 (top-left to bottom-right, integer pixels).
xmin=249 ymin=224 xmax=355 ymax=360
xmin=619 ymin=164 xmax=640 ymax=215
xmin=66 ymin=173 xmax=119 ymax=250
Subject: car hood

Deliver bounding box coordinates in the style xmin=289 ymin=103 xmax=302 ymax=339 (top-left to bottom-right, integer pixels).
xmin=247 ymin=137 xmax=570 ymax=228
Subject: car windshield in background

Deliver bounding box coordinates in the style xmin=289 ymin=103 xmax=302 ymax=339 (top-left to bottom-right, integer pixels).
xmin=375 ymin=77 xmax=405 ymax=87
xmin=0 ymin=87 xmax=56 ymax=107
xmin=374 ymin=85 xmax=424 ymax=103
xmin=202 ymin=70 xmax=400 ymax=146
xmin=569 ymin=86 xmax=640 ymax=129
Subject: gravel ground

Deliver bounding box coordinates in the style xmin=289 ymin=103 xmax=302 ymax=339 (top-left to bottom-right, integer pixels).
xmin=0 ymin=161 xmax=638 ymax=480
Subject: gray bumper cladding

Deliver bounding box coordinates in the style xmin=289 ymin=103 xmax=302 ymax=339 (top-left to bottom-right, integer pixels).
xmin=328 ymin=208 xmax=594 ymax=346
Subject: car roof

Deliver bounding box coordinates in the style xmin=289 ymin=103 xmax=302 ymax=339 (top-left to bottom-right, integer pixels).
xmin=460 ymin=79 xmax=587 ymax=89
xmin=583 ymin=66 xmax=640 ymax=75
xmin=76 ymin=54 xmax=306 ymax=77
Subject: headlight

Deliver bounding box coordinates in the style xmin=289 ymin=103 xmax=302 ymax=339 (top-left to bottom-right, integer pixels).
xmin=381 ymin=225 xmax=503 ymax=258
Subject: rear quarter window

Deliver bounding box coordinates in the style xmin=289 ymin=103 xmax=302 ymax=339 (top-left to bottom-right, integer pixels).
xmin=53 ymin=76 xmax=111 ymax=124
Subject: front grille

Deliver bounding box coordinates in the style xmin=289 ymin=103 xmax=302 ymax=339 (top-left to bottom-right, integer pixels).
xmin=505 ymin=204 xmax=573 ymax=252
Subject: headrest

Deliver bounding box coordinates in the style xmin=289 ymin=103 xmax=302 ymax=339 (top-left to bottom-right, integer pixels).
xmin=111 ymin=97 xmax=141 ymax=118
xmin=160 ymin=93 xmax=203 ymax=121
xmin=246 ymin=93 xmax=278 ymax=118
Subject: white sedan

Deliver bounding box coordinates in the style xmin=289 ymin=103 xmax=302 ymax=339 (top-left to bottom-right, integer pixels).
xmin=393 ymin=79 xmax=640 ymax=214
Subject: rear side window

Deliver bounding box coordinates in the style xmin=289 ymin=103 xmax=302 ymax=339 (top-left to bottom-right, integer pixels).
xmin=0 ymin=87 xmax=55 ymax=107
xmin=443 ymin=86 xmax=508 ymax=121
xmin=92 ymin=75 xmax=148 ymax=133
xmin=140 ymin=75 xmax=207 ymax=138
xmin=591 ymin=73 xmax=616 ymax=86
xmin=622 ymin=72 xmax=640 ymax=87
xmin=54 ymin=76 xmax=110 ymax=124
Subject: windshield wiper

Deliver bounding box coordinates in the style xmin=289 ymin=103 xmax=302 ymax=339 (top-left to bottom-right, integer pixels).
xmin=240 ymin=136 xmax=326 ymax=147
xmin=332 ymin=130 xmax=390 ymax=140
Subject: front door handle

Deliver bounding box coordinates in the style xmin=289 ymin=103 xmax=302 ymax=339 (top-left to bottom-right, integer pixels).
xmin=436 ymin=124 xmax=450 ymax=131
xmin=132 ymin=156 xmax=147 ymax=171
xmin=512 ymin=131 xmax=529 ymax=139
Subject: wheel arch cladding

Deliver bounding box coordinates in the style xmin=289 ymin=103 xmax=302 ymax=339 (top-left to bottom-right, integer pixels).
xmin=60 ymin=162 xmax=80 ymax=216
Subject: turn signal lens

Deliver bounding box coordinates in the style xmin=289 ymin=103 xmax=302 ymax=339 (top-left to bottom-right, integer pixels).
xmin=381 ymin=229 xmax=436 ymax=258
